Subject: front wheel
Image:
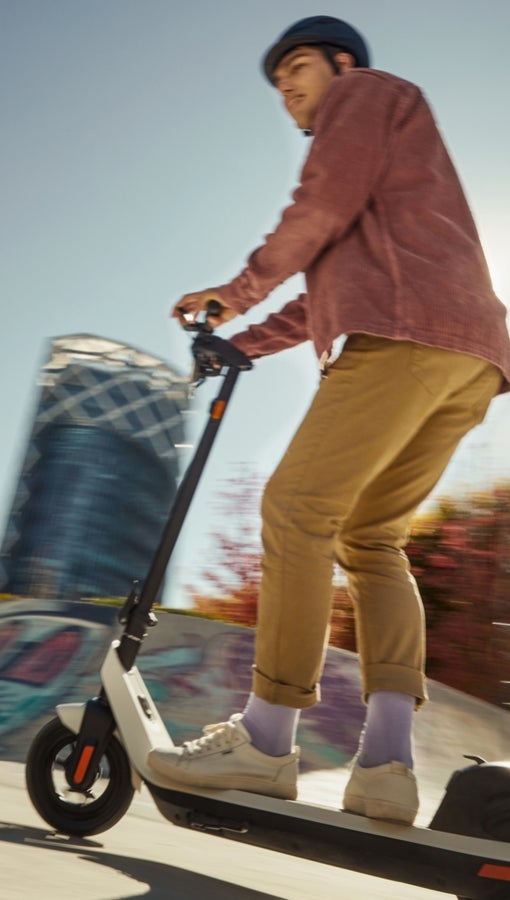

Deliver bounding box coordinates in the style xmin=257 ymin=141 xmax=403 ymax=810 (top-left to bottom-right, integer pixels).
xmin=26 ymin=716 xmax=135 ymax=836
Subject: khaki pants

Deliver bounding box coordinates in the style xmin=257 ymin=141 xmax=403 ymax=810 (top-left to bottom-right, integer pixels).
xmin=252 ymin=336 xmax=501 ymax=708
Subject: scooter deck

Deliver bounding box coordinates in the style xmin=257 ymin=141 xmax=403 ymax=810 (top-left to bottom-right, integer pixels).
xmin=145 ymin=778 xmax=510 ymax=899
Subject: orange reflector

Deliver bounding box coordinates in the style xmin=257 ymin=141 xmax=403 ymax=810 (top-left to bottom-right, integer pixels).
xmin=478 ymin=863 xmax=510 ymax=881
xmin=74 ymin=744 xmax=95 ymax=784
xmin=211 ymin=400 xmax=226 ymax=420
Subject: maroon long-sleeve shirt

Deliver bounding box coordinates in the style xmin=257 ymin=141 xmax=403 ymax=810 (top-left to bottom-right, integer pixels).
xmin=216 ymin=69 xmax=510 ymax=391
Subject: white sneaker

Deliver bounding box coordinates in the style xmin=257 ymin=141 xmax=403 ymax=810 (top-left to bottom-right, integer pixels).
xmin=343 ymin=761 xmax=419 ymax=825
xmin=148 ymin=714 xmax=299 ymax=800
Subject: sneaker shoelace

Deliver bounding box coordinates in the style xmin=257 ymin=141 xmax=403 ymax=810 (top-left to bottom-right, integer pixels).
xmin=182 ymin=716 xmax=243 ymax=758
xmin=202 ymin=713 xmax=242 ymax=736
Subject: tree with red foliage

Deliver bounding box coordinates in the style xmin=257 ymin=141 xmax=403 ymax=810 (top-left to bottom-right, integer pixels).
xmin=190 ymin=472 xmax=510 ymax=704
xmin=189 ymin=469 xmax=263 ymax=627
xmin=406 ymin=488 xmax=510 ymax=703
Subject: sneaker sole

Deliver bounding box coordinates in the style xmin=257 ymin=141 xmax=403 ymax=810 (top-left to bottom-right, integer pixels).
xmin=149 ymin=755 xmax=298 ymax=801
xmin=344 ymin=793 xmax=417 ymax=825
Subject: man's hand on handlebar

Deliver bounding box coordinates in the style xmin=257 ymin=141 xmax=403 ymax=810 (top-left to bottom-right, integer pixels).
xmin=171 ymin=290 xmax=237 ymax=328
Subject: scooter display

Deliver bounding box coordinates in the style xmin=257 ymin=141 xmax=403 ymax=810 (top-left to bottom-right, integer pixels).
xmin=25 ymin=305 xmax=510 ymax=899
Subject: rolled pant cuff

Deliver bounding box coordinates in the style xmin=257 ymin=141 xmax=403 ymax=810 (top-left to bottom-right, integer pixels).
xmin=252 ymin=666 xmax=320 ymax=709
xmin=363 ymin=664 xmax=428 ymax=707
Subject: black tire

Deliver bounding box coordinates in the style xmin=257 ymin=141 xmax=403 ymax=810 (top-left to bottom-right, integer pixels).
xmin=458 ymin=895 xmax=508 ymax=900
xmin=459 ymin=895 xmax=510 ymax=900
xmin=25 ymin=716 xmax=135 ymax=836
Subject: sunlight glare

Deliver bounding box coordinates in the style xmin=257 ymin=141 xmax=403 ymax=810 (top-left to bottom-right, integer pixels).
xmin=481 ymin=227 xmax=510 ymax=308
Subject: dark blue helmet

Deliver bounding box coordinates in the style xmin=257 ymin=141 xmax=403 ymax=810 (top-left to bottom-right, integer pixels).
xmin=263 ymin=16 xmax=371 ymax=83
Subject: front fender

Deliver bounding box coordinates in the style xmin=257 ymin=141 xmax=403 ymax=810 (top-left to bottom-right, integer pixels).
xmin=56 ymin=701 xmax=86 ymax=734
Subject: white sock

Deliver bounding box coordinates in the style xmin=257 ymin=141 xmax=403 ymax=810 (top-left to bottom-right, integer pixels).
xmin=356 ymin=690 xmax=414 ymax=769
xmin=242 ymin=693 xmax=300 ymax=757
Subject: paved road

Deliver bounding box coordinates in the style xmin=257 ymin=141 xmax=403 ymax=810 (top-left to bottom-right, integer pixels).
xmin=0 ymin=761 xmax=455 ymax=900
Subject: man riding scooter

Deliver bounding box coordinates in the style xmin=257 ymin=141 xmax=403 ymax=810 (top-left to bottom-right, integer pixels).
xmin=151 ymin=16 xmax=510 ymax=825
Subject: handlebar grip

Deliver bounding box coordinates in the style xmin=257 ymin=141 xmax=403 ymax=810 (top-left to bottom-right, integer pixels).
xmin=177 ymin=299 xmax=223 ymax=329
xmin=206 ymin=299 xmax=223 ymax=317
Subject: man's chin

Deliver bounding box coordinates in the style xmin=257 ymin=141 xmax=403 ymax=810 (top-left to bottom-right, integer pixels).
xmin=291 ymin=112 xmax=311 ymax=131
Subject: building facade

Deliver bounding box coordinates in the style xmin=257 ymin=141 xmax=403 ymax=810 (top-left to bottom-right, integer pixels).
xmin=0 ymin=335 xmax=189 ymax=601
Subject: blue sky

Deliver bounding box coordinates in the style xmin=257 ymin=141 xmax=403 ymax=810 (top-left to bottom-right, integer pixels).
xmin=2 ymin=0 xmax=509 ymax=606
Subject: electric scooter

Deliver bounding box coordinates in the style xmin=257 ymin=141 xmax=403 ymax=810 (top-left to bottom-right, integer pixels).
xmin=25 ymin=304 xmax=510 ymax=899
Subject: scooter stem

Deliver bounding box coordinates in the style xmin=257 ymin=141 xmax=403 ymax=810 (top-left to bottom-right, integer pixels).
xmin=116 ymin=365 xmax=241 ymax=671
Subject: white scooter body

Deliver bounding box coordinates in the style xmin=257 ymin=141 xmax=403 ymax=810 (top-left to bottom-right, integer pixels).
xmin=55 ymin=640 xmax=510 ymax=900
xmin=57 ymin=639 xmax=174 ymax=792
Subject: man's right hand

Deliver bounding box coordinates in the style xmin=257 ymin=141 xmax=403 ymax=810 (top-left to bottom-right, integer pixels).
xmin=171 ymin=289 xmax=238 ymax=328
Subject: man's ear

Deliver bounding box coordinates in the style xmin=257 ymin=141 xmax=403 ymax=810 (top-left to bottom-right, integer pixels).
xmin=335 ymin=51 xmax=356 ymax=73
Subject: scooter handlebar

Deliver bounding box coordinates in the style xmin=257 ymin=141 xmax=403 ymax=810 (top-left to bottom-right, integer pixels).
xmin=192 ymin=332 xmax=253 ymax=377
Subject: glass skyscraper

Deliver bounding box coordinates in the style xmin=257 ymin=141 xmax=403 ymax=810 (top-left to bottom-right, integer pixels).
xmin=0 ymin=335 xmax=189 ymax=601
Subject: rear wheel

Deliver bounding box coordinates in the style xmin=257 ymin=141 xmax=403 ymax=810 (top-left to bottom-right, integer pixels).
xmin=26 ymin=716 xmax=134 ymax=836
xmin=458 ymin=893 xmax=509 ymax=900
